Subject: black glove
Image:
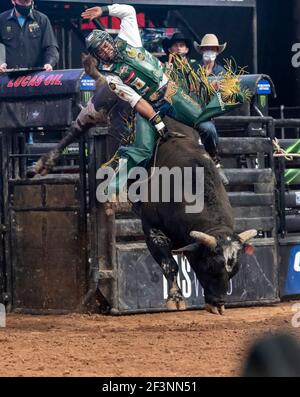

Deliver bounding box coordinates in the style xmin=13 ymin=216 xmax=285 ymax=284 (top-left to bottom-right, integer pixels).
xmin=149 ymin=111 xmax=169 ymax=140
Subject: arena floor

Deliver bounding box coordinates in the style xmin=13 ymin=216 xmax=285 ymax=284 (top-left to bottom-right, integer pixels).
xmin=0 ymin=302 xmax=299 ymax=377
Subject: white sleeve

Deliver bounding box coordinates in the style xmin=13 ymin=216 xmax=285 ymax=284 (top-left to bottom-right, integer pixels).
xmin=108 ymin=4 xmax=142 ymax=48
xmin=105 ymin=74 xmax=141 ymax=108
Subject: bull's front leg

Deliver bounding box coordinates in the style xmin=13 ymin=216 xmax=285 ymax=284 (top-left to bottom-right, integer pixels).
xmin=144 ymin=227 xmax=186 ymax=311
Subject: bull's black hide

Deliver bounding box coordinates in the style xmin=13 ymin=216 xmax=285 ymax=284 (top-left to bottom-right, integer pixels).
xmin=139 ymin=117 xmax=256 ymax=315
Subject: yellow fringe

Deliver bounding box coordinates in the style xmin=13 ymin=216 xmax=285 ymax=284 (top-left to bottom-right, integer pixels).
xmin=100 ymin=151 xmax=120 ymax=169
xmin=167 ymin=53 xmax=208 ymax=103
xmin=196 ymin=58 xmax=252 ymax=105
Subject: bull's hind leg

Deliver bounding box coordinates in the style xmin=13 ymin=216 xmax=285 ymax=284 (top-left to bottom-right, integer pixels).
xmin=144 ymin=227 xmax=187 ymax=311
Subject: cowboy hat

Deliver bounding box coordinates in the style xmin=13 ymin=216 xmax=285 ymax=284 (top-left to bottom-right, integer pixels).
xmin=162 ymin=32 xmax=192 ymax=55
xmin=194 ymin=34 xmax=227 ymax=54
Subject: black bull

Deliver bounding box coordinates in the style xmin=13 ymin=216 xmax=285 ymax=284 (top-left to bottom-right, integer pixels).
xmin=31 ymin=81 xmax=257 ymax=315
xmin=138 ymin=117 xmax=257 ymax=315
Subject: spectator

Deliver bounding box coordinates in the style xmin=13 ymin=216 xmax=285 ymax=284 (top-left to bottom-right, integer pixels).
xmin=162 ymin=32 xmax=201 ymax=98
xmin=0 ymin=0 xmax=59 ymax=147
xmin=194 ymin=33 xmax=226 ymax=76
xmin=0 ymin=0 xmax=59 ymax=73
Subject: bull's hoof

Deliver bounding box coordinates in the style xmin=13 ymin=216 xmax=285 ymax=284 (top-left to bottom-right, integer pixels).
xmin=26 ymin=167 xmax=37 ymax=179
xmin=178 ymin=299 xmax=187 ymax=311
xmin=166 ymin=299 xmax=187 ymax=311
xmin=218 ymin=305 xmax=225 ymax=315
xmin=205 ymin=304 xmax=219 ymax=315
xmin=81 ymin=53 xmax=100 ymax=78
xmin=205 ymin=303 xmax=225 ymax=315
xmin=166 ymin=291 xmax=186 ymax=311
xmin=166 ymin=299 xmax=178 ymax=310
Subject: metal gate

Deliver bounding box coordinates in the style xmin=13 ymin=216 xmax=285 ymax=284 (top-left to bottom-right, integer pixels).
xmin=0 ymin=132 xmax=7 ymax=305
xmin=8 ymin=177 xmax=87 ymax=313
xmin=274 ymin=119 xmax=300 ymax=297
xmin=0 ymin=68 xmax=95 ymax=312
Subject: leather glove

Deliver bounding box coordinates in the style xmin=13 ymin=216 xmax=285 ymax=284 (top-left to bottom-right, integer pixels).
xmin=149 ymin=111 xmax=169 ymax=140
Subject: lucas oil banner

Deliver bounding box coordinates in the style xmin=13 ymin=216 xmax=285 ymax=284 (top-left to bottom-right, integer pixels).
xmin=0 ymin=69 xmax=85 ymax=98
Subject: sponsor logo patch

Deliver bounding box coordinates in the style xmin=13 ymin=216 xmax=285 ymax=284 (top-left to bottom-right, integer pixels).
xmin=131 ymin=77 xmax=146 ymax=90
xmin=126 ymin=48 xmax=137 ymax=58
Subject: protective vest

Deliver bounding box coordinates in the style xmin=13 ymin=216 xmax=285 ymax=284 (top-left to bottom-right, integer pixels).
xmin=106 ymin=39 xmax=165 ymax=100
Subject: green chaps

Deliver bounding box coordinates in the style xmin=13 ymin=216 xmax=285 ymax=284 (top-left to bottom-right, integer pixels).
xmin=107 ymin=115 xmax=158 ymax=197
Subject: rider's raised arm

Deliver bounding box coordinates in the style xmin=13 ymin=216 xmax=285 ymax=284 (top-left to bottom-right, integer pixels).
xmin=103 ymin=4 xmax=142 ymax=48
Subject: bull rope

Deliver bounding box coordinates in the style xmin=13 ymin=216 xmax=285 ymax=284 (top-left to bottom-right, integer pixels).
xmin=272 ymin=138 xmax=300 ymax=160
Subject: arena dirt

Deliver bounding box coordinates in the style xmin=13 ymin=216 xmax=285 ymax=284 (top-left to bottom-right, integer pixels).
xmin=0 ymin=302 xmax=299 ymax=377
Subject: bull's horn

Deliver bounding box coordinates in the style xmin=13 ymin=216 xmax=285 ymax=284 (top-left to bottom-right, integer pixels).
xmin=238 ymin=229 xmax=257 ymax=243
xmin=190 ymin=231 xmax=217 ymax=249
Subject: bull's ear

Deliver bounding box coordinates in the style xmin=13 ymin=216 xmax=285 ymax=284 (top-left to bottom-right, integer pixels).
xmin=244 ymin=244 xmax=255 ymax=256
xmin=172 ymin=243 xmax=200 ymax=254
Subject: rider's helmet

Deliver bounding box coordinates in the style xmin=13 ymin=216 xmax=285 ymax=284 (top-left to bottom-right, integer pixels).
xmin=85 ymin=30 xmax=119 ymax=63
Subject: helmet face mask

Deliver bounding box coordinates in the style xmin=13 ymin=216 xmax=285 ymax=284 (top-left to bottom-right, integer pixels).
xmin=86 ymin=30 xmax=118 ymax=63
xmin=94 ymin=40 xmax=116 ymax=63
